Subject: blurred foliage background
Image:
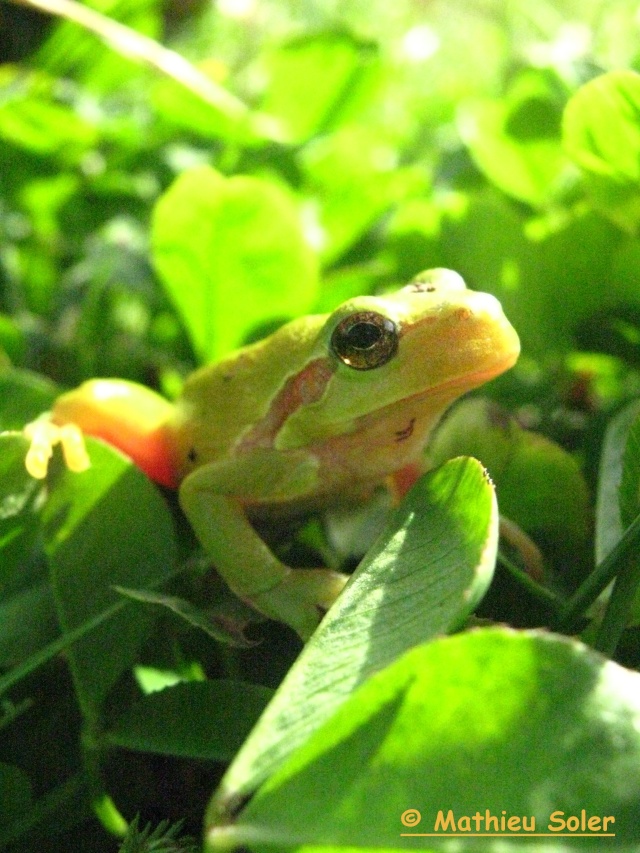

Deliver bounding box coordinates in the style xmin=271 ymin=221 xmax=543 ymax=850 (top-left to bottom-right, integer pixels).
xmin=4 ymin=0 xmax=640 ymax=850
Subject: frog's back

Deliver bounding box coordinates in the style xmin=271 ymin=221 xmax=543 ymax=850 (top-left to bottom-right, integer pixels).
xmin=169 ymin=313 xmax=326 ymax=478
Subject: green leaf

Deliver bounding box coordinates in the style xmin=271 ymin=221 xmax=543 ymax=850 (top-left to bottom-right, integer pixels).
xmin=0 ymin=66 xmax=97 ymax=160
xmin=300 ymin=126 xmax=424 ymax=265
xmin=0 ymin=581 xmax=57 ymax=668
xmin=151 ymin=166 xmax=319 ymax=361
xmin=212 ymin=457 xmax=497 ymax=808
xmin=206 ymin=629 xmax=640 ymax=850
xmin=106 ymin=680 xmax=273 ymax=761
xmin=0 ymin=761 xmax=32 ymax=825
xmin=459 ymin=98 xmax=566 ymax=207
xmin=428 ymin=399 xmax=591 ymax=552
xmin=259 ymin=30 xmax=381 ymax=144
xmin=43 ymin=440 xmax=177 ymax=719
xmin=0 ymin=369 xmax=59 ymax=431
xmin=114 ymin=586 xmax=256 ymax=648
xmin=620 ymin=409 xmax=640 ymax=530
xmin=0 ymin=433 xmax=45 ymax=585
xmin=563 ymin=70 xmax=640 ymax=233
xmin=591 ymin=401 xmax=640 ymax=641
xmin=597 ymin=400 xmax=640 ymax=564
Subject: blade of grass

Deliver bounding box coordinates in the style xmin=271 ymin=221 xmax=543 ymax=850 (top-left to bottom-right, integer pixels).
xmin=8 ymin=0 xmax=249 ymax=121
xmin=0 ymin=566 xmax=184 ymax=697
xmin=593 ymin=554 xmax=640 ymax=656
xmin=554 ymin=510 xmax=640 ymax=634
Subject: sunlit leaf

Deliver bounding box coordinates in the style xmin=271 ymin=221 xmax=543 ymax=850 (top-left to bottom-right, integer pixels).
xmin=207 ymin=629 xmax=640 ymax=850
xmin=0 ymin=66 xmax=97 ymax=159
xmin=563 ymin=70 xmax=640 ymax=233
xmin=259 ymin=30 xmax=381 ymax=144
xmin=212 ymin=458 xmax=497 ymax=808
xmin=151 ymin=166 xmax=319 ymax=361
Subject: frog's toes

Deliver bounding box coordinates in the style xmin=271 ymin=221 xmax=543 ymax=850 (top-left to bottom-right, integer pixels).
xmin=249 ymin=568 xmax=349 ymax=641
xmin=24 ymin=418 xmax=90 ymax=479
xmin=58 ymin=423 xmax=91 ymax=473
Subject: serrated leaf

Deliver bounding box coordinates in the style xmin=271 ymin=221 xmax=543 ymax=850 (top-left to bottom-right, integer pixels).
xmin=212 ymin=457 xmax=497 ymax=807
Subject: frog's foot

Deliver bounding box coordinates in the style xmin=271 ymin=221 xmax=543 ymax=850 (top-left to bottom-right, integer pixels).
xmin=24 ymin=417 xmax=90 ymax=479
xmin=248 ymin=568 xmax=349 ymax=641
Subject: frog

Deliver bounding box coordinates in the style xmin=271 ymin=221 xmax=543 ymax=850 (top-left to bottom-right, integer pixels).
xmin=24 ymin=269 xmax=520 ymax=640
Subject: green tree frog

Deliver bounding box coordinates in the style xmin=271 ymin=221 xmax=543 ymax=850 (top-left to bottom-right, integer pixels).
xmin=24 ymin=269 xmax=520 ymax=639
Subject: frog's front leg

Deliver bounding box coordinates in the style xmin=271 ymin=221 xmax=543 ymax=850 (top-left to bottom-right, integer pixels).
xmin=24 ymin=416 xmax=90 ymax=479
xmin=178 ymin=452 xmax=349 ymax=640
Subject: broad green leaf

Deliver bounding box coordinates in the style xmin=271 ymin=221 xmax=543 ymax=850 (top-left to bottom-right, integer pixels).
xmin=458 ymin=97 xmax=566 ymax=207
xmin=385 ymin=198 xmax=445 ymax=282
xmin=563 ymin=70 xmax=640 ymax=233
xmin=43 ymin=440 xmax=177 ymax=718
xmin=0 ymin=581 xmax=57 ymax=668
xmin=300 ymin=127 xmax=424 ymax=264
xmin=106 ymin=680 xmax=273 ymax=761
xmin=259 ymin=31 xmax=381 ymax=144
xmin=596 ymin=402 xmax=640 ymax=634
xmin=0 ymin=315 xmax=26 ymax=365
xmin=0 ymin=369 xmax=59 ymax=430
xmin=207 ymin=629 xmax=640 ymax=850
xmin=443 ymin=199 xmax=627 ymax=357
xmin=0 ymin=773 xmax=89 ymax=850
xmin=151 ymin=166 xmax=318 ymax=361
xmin=212 ymin=457 xmax=497 ymax=808
xmin=152 ymin=77 xmax=253 ymax=144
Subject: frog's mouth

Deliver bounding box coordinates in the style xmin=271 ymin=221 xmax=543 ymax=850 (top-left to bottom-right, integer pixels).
xmin=398 ymin=347 xmax=520 ymax=414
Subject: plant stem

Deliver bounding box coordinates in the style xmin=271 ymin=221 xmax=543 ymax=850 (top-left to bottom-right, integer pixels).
xmin=553 ymin=511 xmax=640 ymax=634
xmin=8 ymin=0 xmax=249 ymax=121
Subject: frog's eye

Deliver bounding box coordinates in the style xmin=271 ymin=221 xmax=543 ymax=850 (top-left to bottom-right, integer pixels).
xmin=330 ymin=311 xmax=398 ymax=370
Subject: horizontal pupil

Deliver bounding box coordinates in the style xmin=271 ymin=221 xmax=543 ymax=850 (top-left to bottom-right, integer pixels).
xmin=347 ymin=322 xmax=381 ymax=349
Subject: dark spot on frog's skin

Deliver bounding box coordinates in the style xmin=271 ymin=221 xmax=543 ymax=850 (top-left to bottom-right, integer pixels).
xmin=188 ymin=447 xmax=198 ymax=463
xmin=395 ymin=418 xmax=416 ymax=442
xmin=408 ymin=282 xmax=436 ymax=293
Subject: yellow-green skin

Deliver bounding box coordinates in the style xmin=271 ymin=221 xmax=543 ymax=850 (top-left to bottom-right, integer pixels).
xmin=28 ymin=269 xmax=520 ymax=639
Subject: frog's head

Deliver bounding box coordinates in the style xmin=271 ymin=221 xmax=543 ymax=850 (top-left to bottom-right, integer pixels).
xmin=276 ymin=268 xmax=520 ymax=449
